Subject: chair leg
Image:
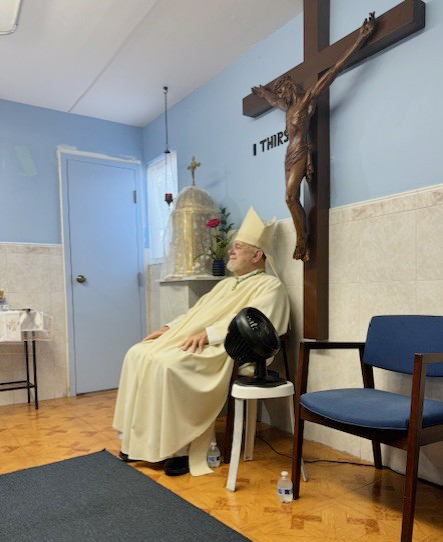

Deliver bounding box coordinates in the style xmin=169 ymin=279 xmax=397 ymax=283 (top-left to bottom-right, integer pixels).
xmin=372 ymin=441 xmax=383 ymax=469
xmin=281 ymin=338 xmax=291 ymax=382
xmin=244 ymin=399 xmax=257 ymax=461
xmin=288 ymin=395 xmax=308 ymax=483
xmin=291 ymin=407 xmax=305 ymax=499
xmin=401 ymin=445 xmax=420 ymax=542
xmin=223 ymin=393 xmax=235 ymax=464
xmin=226 ymin=398 xmax=244 ymax=492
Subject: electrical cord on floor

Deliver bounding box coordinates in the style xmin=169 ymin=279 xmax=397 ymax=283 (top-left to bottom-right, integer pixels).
xmin=255 ymin=435 xmax=443 ymax=494
xmin=256 ymin=434 xmax=374 ymax=467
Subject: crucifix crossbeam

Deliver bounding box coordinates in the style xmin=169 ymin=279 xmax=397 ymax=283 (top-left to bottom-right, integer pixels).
xmin=244 ymin=0 xmax=425 ymax=118
xmin=243 ymin=0 xmax=425 ymax=340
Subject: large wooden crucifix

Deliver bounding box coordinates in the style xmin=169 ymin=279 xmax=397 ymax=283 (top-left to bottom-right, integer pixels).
xmin=243 ymin=0 xmax=425 ymax=340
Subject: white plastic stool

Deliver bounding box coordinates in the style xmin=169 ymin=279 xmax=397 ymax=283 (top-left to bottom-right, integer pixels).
xmin=226 ymin=380 xmax=308 ymax=492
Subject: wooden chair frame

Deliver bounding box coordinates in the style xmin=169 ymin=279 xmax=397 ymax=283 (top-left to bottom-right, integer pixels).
xmin=292 ymin=341 xmax=443 ymax=542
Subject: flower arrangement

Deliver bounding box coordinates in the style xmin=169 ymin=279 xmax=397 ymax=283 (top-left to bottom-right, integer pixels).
xmin=204 ymin=207 xmax=235 ymax=261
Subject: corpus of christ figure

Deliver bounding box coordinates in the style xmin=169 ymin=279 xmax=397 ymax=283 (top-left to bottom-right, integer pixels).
xmin=252 ymin=13 xmax=375 ymax=262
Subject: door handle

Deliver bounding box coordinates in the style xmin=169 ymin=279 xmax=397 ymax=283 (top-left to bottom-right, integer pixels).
xmin=76 ymin=275 xmax=87 ymax=284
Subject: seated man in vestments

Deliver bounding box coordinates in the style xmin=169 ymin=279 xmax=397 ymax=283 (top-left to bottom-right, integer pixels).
xmin=113 ymin=207 xmax=290 ymax=476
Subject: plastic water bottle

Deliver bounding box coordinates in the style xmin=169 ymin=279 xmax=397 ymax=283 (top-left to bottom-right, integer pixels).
xmin=277 ymin=471 xmax=293 ymax=503
xmin=207 ymin=440 xmax=221 ymax=468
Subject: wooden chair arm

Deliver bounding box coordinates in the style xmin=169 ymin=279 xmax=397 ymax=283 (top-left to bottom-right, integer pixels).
xmin=407 ymin=352 xmax=443 ymax=451
xmin=416 ymin=352 xmax=443 ymax=364
xmin=296 ymin=341 xmax=366 ymax=399
xmin=409 ymin=352 xmax=443 ymax=408
xmin=410 ymin=352 xmax=443 ymax=401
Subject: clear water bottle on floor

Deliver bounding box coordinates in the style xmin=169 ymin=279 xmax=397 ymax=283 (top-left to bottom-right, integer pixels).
xmin=277 ymin=471 xmax=293 ymax=503
xmin=207 ymin=440 xmax=221 ymax=468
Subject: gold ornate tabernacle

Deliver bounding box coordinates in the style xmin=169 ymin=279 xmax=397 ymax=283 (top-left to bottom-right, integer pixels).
xmin=161 ymin=158 xmax=218 ymax=279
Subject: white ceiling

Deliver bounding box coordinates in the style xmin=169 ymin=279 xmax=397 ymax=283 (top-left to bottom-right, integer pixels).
xmin=0 ymin=0 xmax=302 ymax=127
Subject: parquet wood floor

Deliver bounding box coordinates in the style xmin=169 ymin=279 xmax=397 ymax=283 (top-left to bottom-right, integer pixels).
xmin=1 ymin=390 xmax=442 ymax=541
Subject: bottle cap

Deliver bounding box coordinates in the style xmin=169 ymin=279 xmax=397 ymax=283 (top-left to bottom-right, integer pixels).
xmin=281 ymin=471 xmax=288 ymax=477
xmin=210 ymin=441 xmax=217 ymax=446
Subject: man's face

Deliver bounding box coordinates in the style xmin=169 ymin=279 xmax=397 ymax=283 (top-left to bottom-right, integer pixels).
xmin=276 ymin=84 xmax=287 ymax=98
xmin=227 ymin=241 xmax=260 ymax=275
xmin=276 ymin=80 xmax=303 ymax=101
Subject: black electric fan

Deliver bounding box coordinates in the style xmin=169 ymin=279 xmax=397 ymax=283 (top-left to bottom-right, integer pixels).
xmin=224 ymin=307 xmax=286 ymax=387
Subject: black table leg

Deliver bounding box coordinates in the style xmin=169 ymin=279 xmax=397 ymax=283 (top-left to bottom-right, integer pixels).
xmin=24 ymin=339 xmax=31 ymax=404
xmin=31 ymin=334 xmax=38 ymax=410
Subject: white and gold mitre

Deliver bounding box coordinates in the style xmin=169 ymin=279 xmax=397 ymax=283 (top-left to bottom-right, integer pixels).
xmin=235 ymin=207 xmax=275 ymax=254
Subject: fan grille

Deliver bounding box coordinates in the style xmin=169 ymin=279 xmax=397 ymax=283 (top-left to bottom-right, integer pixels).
xmin=224 ymin=307 xmax=280 ymax=363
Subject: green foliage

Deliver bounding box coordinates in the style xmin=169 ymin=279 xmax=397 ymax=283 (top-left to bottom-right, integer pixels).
xmin=201 ymin=207 xmax=235 ymax=261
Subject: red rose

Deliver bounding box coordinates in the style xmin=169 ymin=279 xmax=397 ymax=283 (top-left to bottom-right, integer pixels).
xmin=206 ymin=218 xmax=221 ymax=229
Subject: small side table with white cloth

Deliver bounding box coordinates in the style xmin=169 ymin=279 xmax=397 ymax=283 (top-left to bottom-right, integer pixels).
xmin=0 ymin=309 xmax=52 ymax=409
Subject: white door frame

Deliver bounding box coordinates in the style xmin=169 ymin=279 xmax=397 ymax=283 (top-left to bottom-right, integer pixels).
xmin=57 ymin=146 xmax=145 ymax=395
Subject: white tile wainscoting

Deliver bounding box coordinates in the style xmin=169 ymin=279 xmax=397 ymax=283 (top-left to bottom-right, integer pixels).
xmin=0 ymin=243 xmax=68 ymax=405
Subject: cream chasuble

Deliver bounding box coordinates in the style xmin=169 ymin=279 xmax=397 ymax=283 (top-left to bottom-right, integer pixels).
xmin=113 ymin=272 xmax=289 ymax=475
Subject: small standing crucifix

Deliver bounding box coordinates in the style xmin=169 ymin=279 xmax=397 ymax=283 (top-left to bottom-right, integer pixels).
xmin=244 ymin=0 xmax=425 ymax=339
xmin=187 ymin=156 xmax=201 ymax=186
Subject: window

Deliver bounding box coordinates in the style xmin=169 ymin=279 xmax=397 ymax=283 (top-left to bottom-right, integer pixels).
xmin=146 ymin=150 xmax=177 ymax=262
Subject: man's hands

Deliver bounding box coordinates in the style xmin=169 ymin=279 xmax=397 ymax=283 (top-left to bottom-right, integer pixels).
xmin=361 ymin=12 xmax=376 ymax=39
xmin=180 ymin=330 xmax=208 ymax=354
xmin=251 ymin=85 xmax=266 ymax=97
xmin=142 ymin=326 xmax=208 ymax=353
xmin=143 ymin=326 xmax=169 ymax=342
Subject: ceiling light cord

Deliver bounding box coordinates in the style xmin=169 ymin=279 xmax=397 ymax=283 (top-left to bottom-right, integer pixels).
xmin=163 ymin=86 xmax=170 ymax=154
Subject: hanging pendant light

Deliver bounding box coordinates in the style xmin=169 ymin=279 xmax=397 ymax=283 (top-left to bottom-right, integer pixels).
xmin=163 ymin=86 xmax=171 ymax=155
xmin=163 ymin=86 xmax=173 ymax=207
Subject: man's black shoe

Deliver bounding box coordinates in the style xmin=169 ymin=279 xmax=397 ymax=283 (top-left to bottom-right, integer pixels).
xmin=164 ymin=456 xmax=189 ymax=476
xmin=119 ymin=451 xmax=138 ymax=462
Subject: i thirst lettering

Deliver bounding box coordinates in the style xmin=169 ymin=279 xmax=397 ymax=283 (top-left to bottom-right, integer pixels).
xmin=253 ymin=130 xmax=288 ymax=156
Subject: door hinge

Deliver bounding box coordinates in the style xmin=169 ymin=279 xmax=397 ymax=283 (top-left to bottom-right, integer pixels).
xmin=133 ymin=190 xmax=137 ymax=203
xmin=137 ymin=272 xmax=144 ymax=287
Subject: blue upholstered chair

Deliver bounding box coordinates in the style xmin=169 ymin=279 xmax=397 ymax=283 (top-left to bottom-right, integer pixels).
xmin=292 ymin=315 xmax=443 ymax=542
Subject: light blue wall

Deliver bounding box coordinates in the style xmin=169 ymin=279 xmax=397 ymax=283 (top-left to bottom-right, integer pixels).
xmin=330 ymin=0 xmax=440 ymax=205
xmin=142 ymin=15 xmax=303 ymax=227
xmin=143 ymin=0 xmax=440 ymax=226
xmin=3 ymin=0 xmax=440 ymax=244
xmin=1 ymin=99 xmax=143 ymax=244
